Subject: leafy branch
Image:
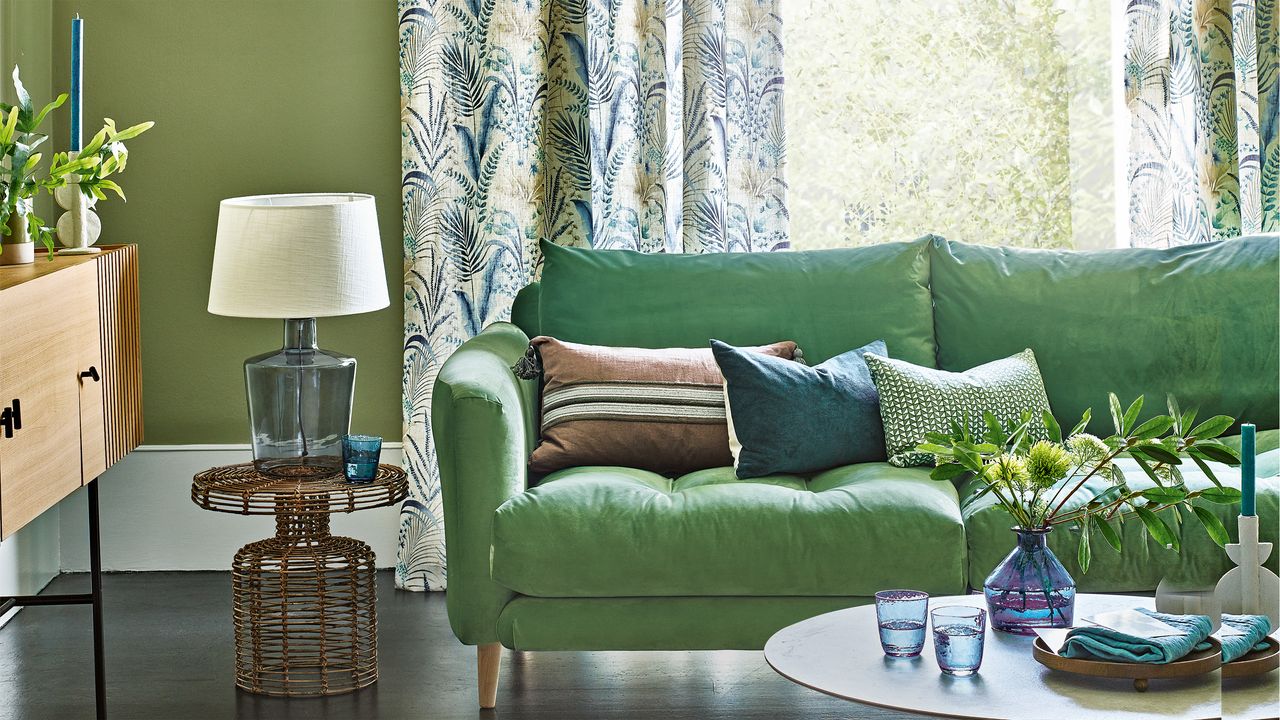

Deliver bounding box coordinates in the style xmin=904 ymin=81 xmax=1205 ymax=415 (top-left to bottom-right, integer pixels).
xmin=918 ymin=394 xmax=1242 ymax=572
xmin=1 ymin=66 xmax=153 ymax=254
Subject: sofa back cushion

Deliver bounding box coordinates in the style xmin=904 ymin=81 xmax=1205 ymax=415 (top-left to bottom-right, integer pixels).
xmin=511 ymin=281 xmax=540 ymax=337
xmin=535 ymin=238 xmax=938 ymax=366
xmin=930 ymin=236 xmax=1280 ymax=434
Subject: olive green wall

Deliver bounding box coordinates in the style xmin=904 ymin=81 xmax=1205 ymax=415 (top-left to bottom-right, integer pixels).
xmin=48 ymin=0 xmax=403 ymax=443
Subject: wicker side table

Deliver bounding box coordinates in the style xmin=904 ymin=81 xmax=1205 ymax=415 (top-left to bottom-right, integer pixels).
xmin=191 ymin=463 xmax=408 ymax=697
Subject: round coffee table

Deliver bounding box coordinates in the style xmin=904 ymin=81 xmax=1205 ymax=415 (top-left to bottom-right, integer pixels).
xmin=764 ymin=593 xmax=1221 ymax=720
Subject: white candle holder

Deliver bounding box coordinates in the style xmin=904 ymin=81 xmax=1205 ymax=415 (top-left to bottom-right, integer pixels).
xmin=54 ymin=154 xmax=102 ymax=255
xmin=1155 ymin=579 xmax=1221 ymax=631
xmin=1214 ymin=514 xmax=1280 ymax=628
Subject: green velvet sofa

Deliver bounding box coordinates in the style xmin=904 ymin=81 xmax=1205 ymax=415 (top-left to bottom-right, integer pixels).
xmin=432 ymin=235 xmax=1280 ymax=707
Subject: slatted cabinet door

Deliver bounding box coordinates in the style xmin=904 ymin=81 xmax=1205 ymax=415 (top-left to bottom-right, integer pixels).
xmin=0 ymin=261 xmax=100 ymax=538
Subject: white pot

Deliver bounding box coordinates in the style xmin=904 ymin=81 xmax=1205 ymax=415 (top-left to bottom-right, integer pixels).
xmin=1 ymin=209 xmax=35 ymax=265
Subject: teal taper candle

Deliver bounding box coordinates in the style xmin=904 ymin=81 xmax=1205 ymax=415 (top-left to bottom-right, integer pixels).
xmin=1241 ymin=423 xmax=1255 ymax=517
xmin=70 ymin=15 xmax=82 ymax=151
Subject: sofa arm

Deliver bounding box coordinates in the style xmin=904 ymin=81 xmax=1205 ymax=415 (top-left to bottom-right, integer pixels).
xmin=432 ymin=322 xmax=538 ymax=645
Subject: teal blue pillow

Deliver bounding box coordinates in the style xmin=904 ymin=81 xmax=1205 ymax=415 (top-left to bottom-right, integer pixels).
xmin=711 ymin=339 xmax=887 ymax=478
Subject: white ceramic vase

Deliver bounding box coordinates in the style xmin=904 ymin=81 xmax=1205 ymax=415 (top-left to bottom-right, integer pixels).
xmin=1 ymin=200 xmax=35 ymax=266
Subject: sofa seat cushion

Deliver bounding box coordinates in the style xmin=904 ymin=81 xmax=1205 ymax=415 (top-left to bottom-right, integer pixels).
xmin=491 ymin=463 xmax=967 ymax=598
xmin=962 ymin=430 xmax=1280 ymax=592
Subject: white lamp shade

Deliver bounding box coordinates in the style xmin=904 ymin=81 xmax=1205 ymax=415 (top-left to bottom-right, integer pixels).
xmin=208 ymin=193 xmax=389 ymax=318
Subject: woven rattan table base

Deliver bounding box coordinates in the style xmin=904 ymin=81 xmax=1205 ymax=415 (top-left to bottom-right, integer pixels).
xmin=231 ymin=513 xmax=377 ymax=696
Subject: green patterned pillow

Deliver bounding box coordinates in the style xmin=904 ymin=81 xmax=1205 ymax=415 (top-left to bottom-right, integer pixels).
xmin=865 ymin=349 xmax=1053 ymax=467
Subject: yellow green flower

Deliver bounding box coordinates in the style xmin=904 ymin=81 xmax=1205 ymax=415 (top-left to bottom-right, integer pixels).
xmin=1026 ymin=440 xmax=1073 ymax=489
xmin=985 ymin=454 xmax=1030 ymax=490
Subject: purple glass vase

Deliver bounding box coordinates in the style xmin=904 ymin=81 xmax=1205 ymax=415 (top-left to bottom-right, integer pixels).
xmin=983 ymin=527 xmax=1076 ymax=635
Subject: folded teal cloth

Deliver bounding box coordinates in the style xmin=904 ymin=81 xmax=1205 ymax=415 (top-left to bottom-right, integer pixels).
xmin=1220 ymin=614 xmax=1274 ymax=663
xmin=1060 ymin=609 xmax=1212 ymax=664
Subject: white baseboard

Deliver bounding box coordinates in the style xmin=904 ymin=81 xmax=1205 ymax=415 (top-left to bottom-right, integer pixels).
xmin=58 ymin=444 xmax=406 ymax=572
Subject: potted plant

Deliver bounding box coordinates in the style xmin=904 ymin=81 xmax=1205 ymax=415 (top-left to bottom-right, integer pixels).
xmin=919 ymin=394 xmax=1242 ymax=634
xmin=1 ymin=67 xmax=67 ymax=264
xmin=1 ymin=66 xmax=152 ymax=264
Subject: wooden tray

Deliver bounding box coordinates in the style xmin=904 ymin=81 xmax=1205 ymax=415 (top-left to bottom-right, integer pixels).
xmin=1033 ymin=636 xmax=1222 ymax=692
xmin=1222 ymin=636 xmax=1279 ymax=679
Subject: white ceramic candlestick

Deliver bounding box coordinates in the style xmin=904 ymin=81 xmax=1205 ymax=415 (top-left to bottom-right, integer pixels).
xmin=1154 ymin=579 xmax=1221 ymax=631
xmin=54 ymin=155 xmax=102 ymax=255
xmin=1215 ymin=514 xmax=1280 ymax=628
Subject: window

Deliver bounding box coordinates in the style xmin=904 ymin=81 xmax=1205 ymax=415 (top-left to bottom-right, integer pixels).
xmin=785 ymin=0 xmax=1117 ymax=249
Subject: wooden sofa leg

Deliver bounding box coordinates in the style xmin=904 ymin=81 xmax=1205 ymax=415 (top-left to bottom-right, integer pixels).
xmin=478 ymin=643 xmax=502 ymax=709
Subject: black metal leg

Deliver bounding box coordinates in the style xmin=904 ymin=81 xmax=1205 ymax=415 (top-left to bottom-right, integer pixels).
xmin=88 ymin=480 xmax=106 ymax=720
xmin=0 ymin=480 xmax=107 ymax=719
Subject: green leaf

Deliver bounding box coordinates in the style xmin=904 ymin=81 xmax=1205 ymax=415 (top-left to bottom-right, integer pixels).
xmin=1121 ymin=396 xmax=1144 ymax=436
xmin=1134 ymin=443 xmax=1182 ymax=465
xmin=1190 ymin=442 xmax=1241 ymax=465
xmin=1078 ymin=516 xmax=1092 ymax=573
xmin=1109 ymin=393 xmax=1124 ymax=435
xmin=1188 ymin=415 xmax=1234 ymax=441
xmin=1135 ymin=506 xmax=1180 ymax=551
xmin=80 ymin=127 xmax=108 ymax=157
xmin=1186 ymin=453 xmax=1224 ymax=488
xmin=1094 ymin=517 xmax=1123 ymax=553
xmin=954 ymin=448 xmax=983 ymax=473
xmin=916 ymin=443 xmax=954 ymax=455
xmin=930 ymin=463 xmax=970 ymax=481
xmin=28 ymin=93 xmax=66 ymax=132
xmin=1043 ymin=410 xmax=1062 ymax=443
xmin=1089 ymin=485 xmax=1124 ymax=508
xmin=1191 ymin=506 xmax=1230 ymax=547
xmin=95 ymin=179 xmax=124 ymax=200
xmin=1198 ymin=486 xmax=1242 ymax=504
xmin=1131 ymin=415 xmax=1174 ymax=440
xmin=1180 ymin=408 xmax=1198 ymax=437
xmin=0 ymin=106 xmax=18 ymax=144
xmin=11 ymin=65 xmax=32 ymax=122
xmin=1130 ymin=453 xmax=1163 ymax=485
xmin=109 ymin=120 xmax=153 ymax=142
xmin=963 ymin=481 xmax=997 ymax=506
xmin=1167 ymin=395 xmax=1182 ymax=432
xmin=983 ymin=411 xmax=1006 ymax=446
xmin=1142 ymin=486 xmax=1188 ymax=504
xmin=1070 ymin=408 xmax=1092 ymax=437
xmin=923 ymin=432 xmax=952 ymax=446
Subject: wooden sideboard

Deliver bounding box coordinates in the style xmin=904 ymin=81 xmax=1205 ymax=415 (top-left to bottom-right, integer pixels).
xmin=0 ymin=245 xmax=141 ymax=539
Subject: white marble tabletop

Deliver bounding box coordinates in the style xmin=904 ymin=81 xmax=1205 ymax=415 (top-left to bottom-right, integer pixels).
xmin=763 ymin=593 xmax=1272 ymax=720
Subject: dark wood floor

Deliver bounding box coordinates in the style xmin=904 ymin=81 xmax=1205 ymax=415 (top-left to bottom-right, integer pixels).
xmin=0 ymin=572 xmax=923 ymax=720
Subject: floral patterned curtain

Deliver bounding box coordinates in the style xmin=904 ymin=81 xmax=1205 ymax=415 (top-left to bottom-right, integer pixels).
xmin=397 ymin=0 xmax=788 ymax=590
xmin=1124 ymin=0 xmax=1278 ymax=246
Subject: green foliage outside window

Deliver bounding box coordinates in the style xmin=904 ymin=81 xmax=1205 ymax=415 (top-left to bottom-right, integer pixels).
xmin=786 ymin=0 xmax=1114 ymax=249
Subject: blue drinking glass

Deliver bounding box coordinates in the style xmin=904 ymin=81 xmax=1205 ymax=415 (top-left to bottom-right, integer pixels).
xmin=875 ymin=590 xmax=929 ymax=657
xmin=931 ymin=605 xmax=986 ymax=676
xmin=342 ymin=434 xmax=382 ymax=483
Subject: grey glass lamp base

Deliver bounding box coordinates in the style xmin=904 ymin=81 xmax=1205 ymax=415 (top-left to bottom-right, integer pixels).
xmin=246 ymin=318 xmax=355 ymax=477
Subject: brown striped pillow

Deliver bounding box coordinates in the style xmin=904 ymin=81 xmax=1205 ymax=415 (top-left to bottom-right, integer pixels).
xmin=521 ymin=337 xmax=800 ymax=475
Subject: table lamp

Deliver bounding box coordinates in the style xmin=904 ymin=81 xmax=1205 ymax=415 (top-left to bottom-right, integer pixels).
xmin=209 ymin=193 xmax=388 ymax=476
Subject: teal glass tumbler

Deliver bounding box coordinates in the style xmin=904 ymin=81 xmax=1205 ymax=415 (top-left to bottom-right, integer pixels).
xmin=875 ymin=589 xmax=929 ymax=657
xmin=932 ymin=605 xmax=986 ymax=676
xmin=342 ymin=434 xmax=382 ymax=483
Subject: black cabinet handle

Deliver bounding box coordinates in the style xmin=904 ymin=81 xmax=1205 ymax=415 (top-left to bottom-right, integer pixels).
xmin=80 ymin=366 xmax=100 ymax=382
xmin=0 ymin=399 xmax=19 ymax=439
